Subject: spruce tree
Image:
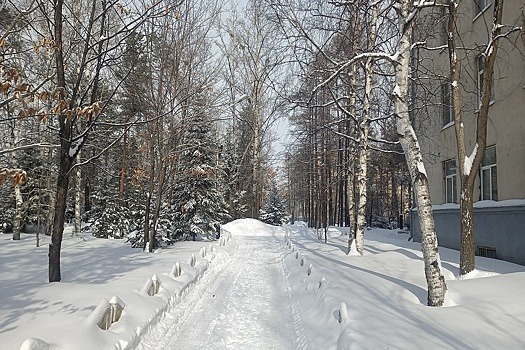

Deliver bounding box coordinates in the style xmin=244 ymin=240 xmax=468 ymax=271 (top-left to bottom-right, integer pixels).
xmin=259 ymin=179 xmax=288 ymax=226
xmin=172 ymin=110 xmax=230 ymax=240
xmin=221 ymin=137 xmax=246 ymax=219
xmin=88 ymin=189 xmax=130 ymax=239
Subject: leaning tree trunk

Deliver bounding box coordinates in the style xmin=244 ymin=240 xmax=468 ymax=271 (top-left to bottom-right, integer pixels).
xmin=393 ymin=0 xmax=447 ymax=306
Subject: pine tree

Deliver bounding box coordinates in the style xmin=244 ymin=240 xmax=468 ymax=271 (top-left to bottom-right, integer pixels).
xmin=172 ymin=110 xmax=230 ymax=241
xmin=259 ymin=179 xmax=288 ymax=226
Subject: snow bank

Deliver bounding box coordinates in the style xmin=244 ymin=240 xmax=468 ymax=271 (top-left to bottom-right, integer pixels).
xmin=0 ymin=227 xmax=236 ymax=350
xmin=19 ymin=338 xmax=55 ymax=350
xmin=282 ymin=223 xmax=525 ymax=349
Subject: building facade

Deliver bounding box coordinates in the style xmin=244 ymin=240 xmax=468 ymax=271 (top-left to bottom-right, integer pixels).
xmin=411 ymin=1 xmax=525 ymax=265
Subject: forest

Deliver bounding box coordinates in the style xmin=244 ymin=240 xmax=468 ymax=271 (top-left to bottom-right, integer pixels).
xmin=1 ymin=0 xmax=520 ymax=306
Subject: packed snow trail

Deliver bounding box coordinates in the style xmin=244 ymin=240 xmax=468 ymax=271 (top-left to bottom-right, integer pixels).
xmin=135 ymin=228 xmax=306 ymax=350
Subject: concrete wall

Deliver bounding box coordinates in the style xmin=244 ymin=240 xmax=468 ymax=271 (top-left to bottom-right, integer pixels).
xmin=411 ymin=204 xmax=525 ymax=266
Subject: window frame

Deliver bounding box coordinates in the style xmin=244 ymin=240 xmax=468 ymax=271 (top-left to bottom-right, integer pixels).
xmin=440 ymin=6 xmax=449 ymax=46
xmin=477 ymin=54 xmax=494 ymax=107
xmin=444 ymin=159 xmax=457 ymax=204
xmin=480 ymin=145 xmax=498 ymax=201
xmin=474 ymin=0 xmax=492 ymax=17
xmin=441 ymin=80 xmax=454 ymax=127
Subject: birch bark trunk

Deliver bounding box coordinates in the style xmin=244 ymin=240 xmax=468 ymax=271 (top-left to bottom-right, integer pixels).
xmin=13 ymin=184 xmax=23 ymax=240
xmin=354 ymin=1 xmax=379 ymax=255
xmin=394 ymin=0 xmax=446 ymax=306
xmin=74 ymin=149 xmax=82 ymax=237
xmin=11 ymin=119 xmax=22 ymax=241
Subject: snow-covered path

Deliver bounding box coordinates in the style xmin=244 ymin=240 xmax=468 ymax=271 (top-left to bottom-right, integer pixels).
xmin=135 ymin=234 xmax=304 ymax=350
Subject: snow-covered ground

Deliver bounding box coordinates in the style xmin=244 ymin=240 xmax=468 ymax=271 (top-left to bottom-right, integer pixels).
xmin=1 ymin=219 xmax=524 ymax=349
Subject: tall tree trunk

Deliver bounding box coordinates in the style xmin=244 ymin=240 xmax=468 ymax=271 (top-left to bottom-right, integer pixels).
xmin=49 ymin=151 xmax=73 ymax=282
xmin=346 ymin=73 xmax=357 ymax=253
xmin=119 ymin=129 xmax=128 ymax=201
xmin=447 ymin=0 xmax=505 ymax=276
xmin=13 ymin=184 xmax=23 ymax=240
xmin=149 ymin=164 xmax=165 ymax=252
xmin=49 ymin=0 xmax=74 ymax=283
xmin=143 ymin=138 xmax=155 ymax=250
xmin=252 ymin=123 xmax=261 ymax=218
xmin=355 ymin=134 xmax=369 ymax=255
xmin=74 ymin=149 xmax=82 ymax=236
xmin=11 ymin=123 xmax=22 ymax=240
xmin=394 ymin=0 xmax=446 ymax=306
xmin=354 ymin=1 xmax=378 ymax=255
xmin=347 ymin=167 xmax=356 ymax=253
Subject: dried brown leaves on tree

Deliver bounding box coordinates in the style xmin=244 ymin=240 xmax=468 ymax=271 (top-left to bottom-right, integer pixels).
xmin=0 ymin=168 xmax=27 ymax=186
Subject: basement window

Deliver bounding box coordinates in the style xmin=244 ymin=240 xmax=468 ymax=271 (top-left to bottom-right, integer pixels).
xmin=477 ymin=246 xmax=497 ymax=259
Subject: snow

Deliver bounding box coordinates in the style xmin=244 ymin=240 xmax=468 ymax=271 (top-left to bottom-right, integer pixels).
xmin=416 ymin=160 xmax=427 ymax=177
xmin=1 ymin=220 xmax=525 ymax=349
xmin=392 ymin=84 xmax=401 ymax=98
xmin=68 ymin=137 xmax=83 ymax=157
xmin=473 ymin=199 xmax=525 ymax=208
xmin=464 ymin=143 xmax=478 ymax=176
xmin=442 ymin=120 xmax=454 ymax=129
xmin=431 ymin=199 xmax=525 ymax=210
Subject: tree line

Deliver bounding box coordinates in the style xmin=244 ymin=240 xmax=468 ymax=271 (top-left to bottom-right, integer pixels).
xmin=0 ymin=0 xmax=284 ymax=282
xmin=1 ymin=0 xmax=521 ymax=307
xmin=270 ymin=0 xmax=521 ymax=306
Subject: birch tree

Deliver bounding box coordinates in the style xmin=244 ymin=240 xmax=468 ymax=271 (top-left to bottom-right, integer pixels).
xmin=0 ymin=168 xmax=27 ymax=239
xmin=392 ymin=0 xmax=446 ymax=306
xmin=270 ymin=0 xmax=447 ymax=306
xmin=354 ymin=1 xmax=380 ymax=255
xmin=220 ymin=0 xmax=287 ymax=218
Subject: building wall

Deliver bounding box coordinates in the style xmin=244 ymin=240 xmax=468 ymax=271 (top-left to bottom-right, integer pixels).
xmin=411 ymin=1 xmax=525 ymax=266
xmin=414 ymin=1 xmax=525 ymax=205
xmin=411 ymin=203 xmax=525 ymax=266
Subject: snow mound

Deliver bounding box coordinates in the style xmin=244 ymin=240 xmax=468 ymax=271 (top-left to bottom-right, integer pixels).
xmin=223 ymin=218 xmax=282 ymax=237
xmin=20 ymin=338 xmax=56 ymax=350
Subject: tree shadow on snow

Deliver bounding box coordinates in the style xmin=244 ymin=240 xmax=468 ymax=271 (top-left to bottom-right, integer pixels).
xmin=0 ymin=234 xmax=152 ymax=335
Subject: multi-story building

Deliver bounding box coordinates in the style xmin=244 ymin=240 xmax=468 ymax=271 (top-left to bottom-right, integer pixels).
xmin=410 ymin=1 xmax=525 ymax=265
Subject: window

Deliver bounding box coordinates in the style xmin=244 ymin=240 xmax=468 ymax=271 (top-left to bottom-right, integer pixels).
xmin=442 ymin=81 xmax=454 ymax=126
xmin=474 ymin=0 xmax=491 ymax=16
xmin=477 ymin=246 xmax=497 ymax=259
xmin=444 ymin=159 xmax=457 ymax=203
xmin=480 ymin=145 xmax=498 ymax=200
xmin=440 ymin=7 xmax=449 ymax=46
xmin=477 ymin=54 xmax=494 ymax=106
